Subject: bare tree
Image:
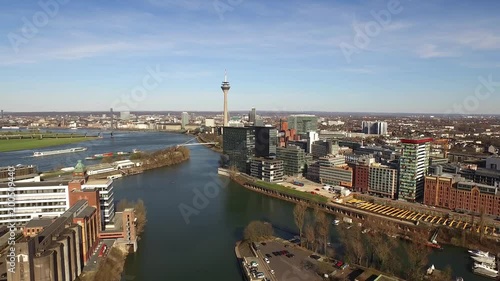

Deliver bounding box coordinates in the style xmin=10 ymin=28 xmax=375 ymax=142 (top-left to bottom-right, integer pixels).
xmin=304 ymin=224 xmax=315 ymax=251
xmin=478 ymin=206 xmax=486 ymax=241
xmin=404 ymin=242 xmax=430 ymax=281
xmin=315 ymin=211 xmax=330 ymax=255
xmin=293 ymin=201 xmax=308 ymax=246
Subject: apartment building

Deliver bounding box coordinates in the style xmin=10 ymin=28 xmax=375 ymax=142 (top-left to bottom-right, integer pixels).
xmin=368 ymin=164 xmax=397 ymax=199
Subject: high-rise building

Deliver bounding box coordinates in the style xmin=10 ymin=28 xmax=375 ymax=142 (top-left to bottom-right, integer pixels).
xmin=362 ymin=121 xmax=388 ymax=135
xmin=110 ymin=108 xmax=114 ymax=129
xmin=317 ymin=159 xmax=353 ymax=187
xmin=398 ymin=138 xmax=432 ymax=201
xmin=254 ymin=126 xmax=278 ymax=158
xmin=181 ymin=112 xmax=189 ymax=129
xmin=369 ymin=164 xmax=397 ymax=199
xmin=288 ymin=114 xmax=318 ymax=135
xmin=221 ymin=71 xmax=231 ymax=127
xmin=248 ymin=107 xmax=256 ymax=124
xmin=223 ymin=127 xmax=255 ymax=173
xmin=250 ymin=157 xmax=284 ymax=182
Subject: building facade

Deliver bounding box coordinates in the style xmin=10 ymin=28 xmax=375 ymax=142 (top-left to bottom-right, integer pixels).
xmin=398 ymin=138 xmax=432 ymax=201
xmin=276 ymin=145 xmax=308 ymax=176
xmin=354 ymin=164 xmax=369 ymax=193
xmin=250 ymin=158 xmax=284 ymax=182
xmin=254 ymin=126 xmax=278 ymax=158
xmin=368 ymin=164 xmax=397 ymax=199
xmin=223 ymin=127 xmax=256 ymax=173
xmin=0 ymin=181 xmax=69 ymax=227
xmin=361 ymin=121 xmax=388 ymax=135
xmin=424 ymin=174 xmax=500 ymax=216
xmin=288 ymin=115 xmax=318 ymax=135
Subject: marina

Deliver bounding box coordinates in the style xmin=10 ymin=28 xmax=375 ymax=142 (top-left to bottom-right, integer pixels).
xmin=33 ymin=146 xmax=87 ymax=157
xmin=469 ymin=249 xmax=499 ymax=279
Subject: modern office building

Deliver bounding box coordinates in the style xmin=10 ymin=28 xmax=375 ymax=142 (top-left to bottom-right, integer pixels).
xmin=424 ymin=174 xmax=499 ymax=216
xmin=486 ymin=156 xmax=500 ymax=171
xmin=318 ymin=164 xmax=353 ymax=188
xmin=362 ymin=121 xmax=388 ymax=135
xmin=311 ymin=139 xmax=340 ymax=159
xmin=254 ymin=126 xmax=278 ymax=158
xmin=398 ymin=138 xmax=432 ymax=201
xmin=223 ymin=127 xmax=255 ymax=173
xmin=248 ymin=107 xmax=256 ymax=124
xmin=276 ymin=145 xmax=308 ymax=176
xmin=250 ymin=157 xmax=284 ymax=182
xmin=288 ymin=114 xmax=318 ymax=135
xmin=181 ymin=112 xmax=189 ymax=129
xmin=0 ymin=181 xmax=69 ymax=227
xmin=369 ymin=164 xmax=398 ymax=199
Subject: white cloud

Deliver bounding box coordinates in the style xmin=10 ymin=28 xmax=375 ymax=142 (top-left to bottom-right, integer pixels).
xmin=417 ymin=44 xmax=459 ymax=59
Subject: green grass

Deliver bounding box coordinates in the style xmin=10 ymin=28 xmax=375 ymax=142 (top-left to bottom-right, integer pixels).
xmin=254 ymin=180 xmax=328 ymax=204
xmin=0 ymin=137 xmax=96 ymax=152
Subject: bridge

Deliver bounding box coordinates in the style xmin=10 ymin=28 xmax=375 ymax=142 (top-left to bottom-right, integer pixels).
xmin=175 ymin=137 xmax=218 ymax=148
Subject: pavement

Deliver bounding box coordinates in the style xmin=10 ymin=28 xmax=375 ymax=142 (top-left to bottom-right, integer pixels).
xmin=83 ymin=239 xmax=116 ymax=272
xmin=256 ymin=240 xmax=322 ymax=281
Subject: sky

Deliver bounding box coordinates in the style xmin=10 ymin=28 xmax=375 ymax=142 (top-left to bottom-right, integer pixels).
xmin=0 ymin=0 xmax=499 ymax=114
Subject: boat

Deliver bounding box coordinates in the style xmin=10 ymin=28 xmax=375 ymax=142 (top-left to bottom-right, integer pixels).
xmin=1 ymin=126 xmax=20 ymax=129
xmin=468 ymin=249 xmax=494 ymax=258
xmin=85 ymin=151 xmax=132 ymax=160
xmin=33 ymin=147 xmax=87 ymax=157
xmin=332 ymin=219 xmax=340 ymax=225
xmin=426 ymin=264 xmax=435 ymax=275
xmin=473 ymin=262 xmax=498 ymax=275
xmin=455 ymin=277 xmax=464 ymax=281
xmin=471 ymin=255 xmax=495 ymax=264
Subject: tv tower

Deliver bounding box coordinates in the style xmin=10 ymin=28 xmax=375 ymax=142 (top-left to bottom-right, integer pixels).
xmin=221 ymin=70 xmax=231 ymax=127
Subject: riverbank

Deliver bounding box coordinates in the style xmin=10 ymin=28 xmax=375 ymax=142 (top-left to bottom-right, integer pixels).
xmin=0 ymin=136 xmax=98 ymax=152
xmin=197 ymin=133 xmax=222 ymax=153
xmin=226 ymin=172 xmax=500 ymax=258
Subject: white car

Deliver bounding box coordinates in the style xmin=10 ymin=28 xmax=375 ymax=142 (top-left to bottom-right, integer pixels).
xmin=264 ymin=257 xmax=270 ymax=263
xmin=270 ymin=270 xmax=275 ymax=275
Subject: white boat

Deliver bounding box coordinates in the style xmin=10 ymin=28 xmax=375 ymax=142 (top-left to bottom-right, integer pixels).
xmin=474 ymin=263 xmax=498 ymax=275
xmin=426 ymin=264 xmax=435 ymax=275
xmin=33 ymin=147 xmax=87 ymax=157
xmin=332 ymin=219 xmax=340 ymax=225
xmin=468 ymin=249 xmax=493 ymax=258
xmin=1 ymin=126 xmax=20 ymax=129
xmin=471 ymin=255 xmax=495 ymax=264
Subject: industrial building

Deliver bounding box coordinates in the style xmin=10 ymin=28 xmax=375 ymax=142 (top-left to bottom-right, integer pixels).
xmin=398 ymin=138 xmax=432 ymax=201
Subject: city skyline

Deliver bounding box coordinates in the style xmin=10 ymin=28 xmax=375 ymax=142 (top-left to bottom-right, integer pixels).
xmin=1 ymin=0 xmax=500 ymax=113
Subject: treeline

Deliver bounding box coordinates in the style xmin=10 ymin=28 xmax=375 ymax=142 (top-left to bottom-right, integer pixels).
xmin=291 ymin=202 xmax=454 ymax=281
xmin=134 ymin=146 xmax=190 ymax=170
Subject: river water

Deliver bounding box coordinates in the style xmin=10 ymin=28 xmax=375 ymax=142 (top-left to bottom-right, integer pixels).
xmin=0 ymin=130 xmax=490 ymax=281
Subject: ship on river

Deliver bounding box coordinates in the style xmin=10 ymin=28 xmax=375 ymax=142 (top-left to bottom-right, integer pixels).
xmin=33 ymin=147 xmax=87 ymax=157
xmin=85 ymin=149 xmax=139 ymax=160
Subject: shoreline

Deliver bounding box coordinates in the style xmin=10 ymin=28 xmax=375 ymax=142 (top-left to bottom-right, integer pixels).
xmin=224 ymin=172 xmax=500 ymax=253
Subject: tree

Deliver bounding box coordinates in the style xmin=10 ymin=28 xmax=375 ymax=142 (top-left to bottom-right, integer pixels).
xmin=293 ymin=201 xmax=308 ymax=246
xmin=135 ymin=199 xmax=147 ymax=235
xmin=304 ymin=224 xmax=315 ymax=251
xmin=243 ymin=221 xmax=274 ymax=242
xmin=315 ymin=211 xmax=330 ymax=255
xmin=404 ymin=242 xmax=430 ymax=281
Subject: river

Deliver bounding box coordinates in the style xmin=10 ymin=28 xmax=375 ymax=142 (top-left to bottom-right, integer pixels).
xmin=0 ymin=130 xmax=490 ymax=281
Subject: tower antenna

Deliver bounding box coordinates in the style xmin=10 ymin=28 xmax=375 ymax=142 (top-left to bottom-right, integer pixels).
xmin=224 ymin=69 xmax=227 ymax=82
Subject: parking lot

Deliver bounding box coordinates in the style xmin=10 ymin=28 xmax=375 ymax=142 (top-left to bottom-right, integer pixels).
xmin=256 ymin=240 xmax=322 ymax=281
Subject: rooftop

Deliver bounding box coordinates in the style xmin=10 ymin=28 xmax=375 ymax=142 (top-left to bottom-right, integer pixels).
xmin=25 ymin=218 xmax=54 ymax=229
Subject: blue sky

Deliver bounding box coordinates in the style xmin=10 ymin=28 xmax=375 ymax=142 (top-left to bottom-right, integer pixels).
xmin=1 ymin=0 xmax=499 ymax=113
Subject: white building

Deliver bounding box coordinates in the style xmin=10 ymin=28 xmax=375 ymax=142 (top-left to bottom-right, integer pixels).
xmin=0 ymin=182 xmax=69 ymax=227
xmin=205 ymin=118 xmax=215 ymax=127
xmin=82 ymin=179 xmax=116 ymax=228
xmin=181 ymin=112 xmax=189 ymax=129
xmin=362 ymin=121 xmax=388 ymax=135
